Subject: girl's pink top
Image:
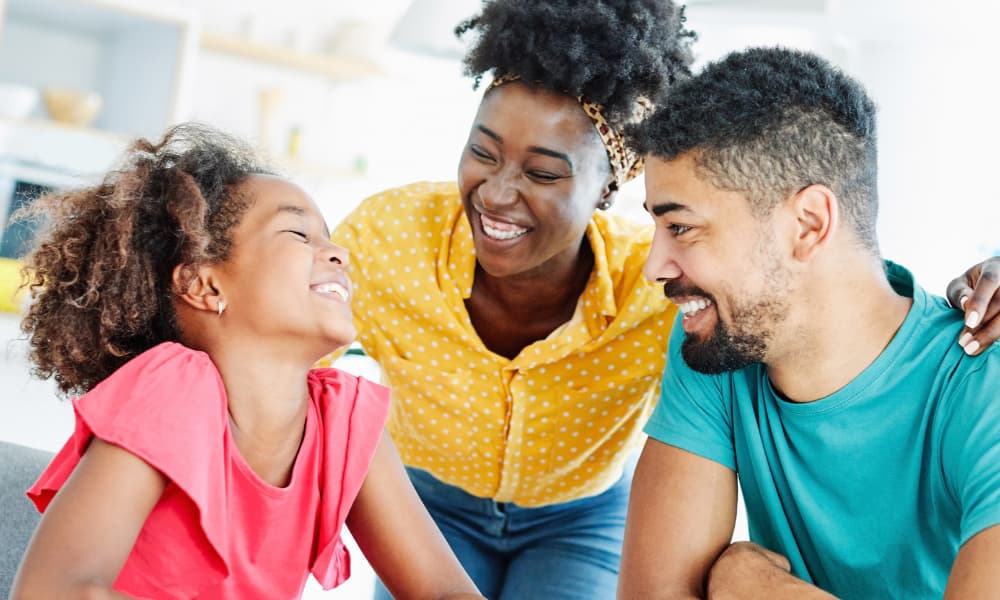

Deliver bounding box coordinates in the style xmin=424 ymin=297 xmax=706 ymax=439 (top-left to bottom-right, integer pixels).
xmin=27 ymin=342 xmax=390 ymax=599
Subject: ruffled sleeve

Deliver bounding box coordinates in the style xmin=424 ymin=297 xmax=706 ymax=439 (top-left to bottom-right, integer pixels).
xmin=27 ymin=342 xmax=232 ymax=586
xmin=307 ymin=369 xmax=391 ymax=589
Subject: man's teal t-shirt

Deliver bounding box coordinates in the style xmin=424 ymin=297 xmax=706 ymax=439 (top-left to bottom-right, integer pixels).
xmin=645 ymin=262 xmax=1000 ymax=599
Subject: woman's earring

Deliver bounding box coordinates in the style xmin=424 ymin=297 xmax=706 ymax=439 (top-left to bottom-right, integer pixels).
xmin=218 ymin=301 xmax=225 ymax=317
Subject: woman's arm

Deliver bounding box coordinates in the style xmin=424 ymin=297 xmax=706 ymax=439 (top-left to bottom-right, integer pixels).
xmin=947 ymin=257 xmax=999 ymax=354
xmin=10 ymin=438 xmax=166 ymax=600
xmin=346 ymin=430 xmax=484 ymax=600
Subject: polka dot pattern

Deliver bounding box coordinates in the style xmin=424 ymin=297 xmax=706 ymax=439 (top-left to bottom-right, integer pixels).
xmin=329 ymin=182 xmax=678 ymax=507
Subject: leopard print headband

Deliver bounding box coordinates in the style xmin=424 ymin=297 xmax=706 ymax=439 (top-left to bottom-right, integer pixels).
xmin=487 ymin=73 xmax=649 ymax=189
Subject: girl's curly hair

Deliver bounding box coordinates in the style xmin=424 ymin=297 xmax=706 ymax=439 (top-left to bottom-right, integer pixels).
xmin=18 ymin=123 xmax=271 ymax=396
xmin=456 ymin=0 xmax=696 ymax=131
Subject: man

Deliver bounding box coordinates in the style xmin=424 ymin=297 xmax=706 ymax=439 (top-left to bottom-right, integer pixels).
xmin=619 ymin=47 xmax=1000 ymax=599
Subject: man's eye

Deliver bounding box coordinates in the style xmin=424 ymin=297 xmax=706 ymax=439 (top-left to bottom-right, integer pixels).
xmin=668 ymin=224 xmax=692 ymax=236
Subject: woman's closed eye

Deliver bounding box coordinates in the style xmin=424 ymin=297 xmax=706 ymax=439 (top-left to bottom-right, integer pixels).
xmin=469 ymin=145 xmax=496 ymax=162
xmin=284 ymin=230 xmax=309 ymax=242
xmin=527 ymin=171 xmax=561 ymax=183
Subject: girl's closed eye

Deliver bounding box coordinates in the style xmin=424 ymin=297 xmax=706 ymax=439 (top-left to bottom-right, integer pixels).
xmin=284 ymin=230 xmax=309 ymax=242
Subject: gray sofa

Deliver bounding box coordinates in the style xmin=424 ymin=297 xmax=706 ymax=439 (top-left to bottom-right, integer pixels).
xmin=0 ymin=441 xmax=53 ymax=599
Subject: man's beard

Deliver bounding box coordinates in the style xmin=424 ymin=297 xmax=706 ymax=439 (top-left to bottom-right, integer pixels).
xmin=680 ymin=305 xmax=771 ymax=374
xmin=665 ymin=248 xmax=789 ymax=375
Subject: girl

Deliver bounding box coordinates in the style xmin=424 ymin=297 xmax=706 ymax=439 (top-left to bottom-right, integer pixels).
xmin=10 ymin=123 xmax=483 ymax=600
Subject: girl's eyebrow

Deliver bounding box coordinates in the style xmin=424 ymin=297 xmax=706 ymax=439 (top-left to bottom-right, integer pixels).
xmin=276 ymin=205 xmax=306 ymax=216
xmin=274 ymin=204 xmax=330 ymax=237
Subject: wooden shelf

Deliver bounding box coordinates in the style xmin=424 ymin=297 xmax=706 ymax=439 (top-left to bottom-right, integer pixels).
xmin=0 ymin=116 xmax=128 ymax=144
xmin=200 ymin=32 xmax=382 ymax=81
xmin=272 ymin=156 xmax=367 ymax=182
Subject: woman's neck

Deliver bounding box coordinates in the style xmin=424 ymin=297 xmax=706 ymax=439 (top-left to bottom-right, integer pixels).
xmin=466 ymin=240 xmax=594 ymax=358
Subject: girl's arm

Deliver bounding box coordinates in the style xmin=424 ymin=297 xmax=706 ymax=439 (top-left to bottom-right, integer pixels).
xmin=10 ymin=438 xmax=167 ymax=600
xmin=346 ymin=430 xmax=485 ymax=600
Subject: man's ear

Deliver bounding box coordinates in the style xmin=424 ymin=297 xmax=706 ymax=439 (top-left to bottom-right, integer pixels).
xmin=171 ymin=263 xmax=225 ymax=315
xmin=789 ymin=184 xmax=838 ymax=262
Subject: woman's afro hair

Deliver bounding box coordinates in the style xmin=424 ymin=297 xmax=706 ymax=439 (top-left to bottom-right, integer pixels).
xmin=457 ymin=0 xmax=696 ymax=130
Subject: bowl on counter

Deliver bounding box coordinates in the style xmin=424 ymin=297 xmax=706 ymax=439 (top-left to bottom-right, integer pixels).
xmin=42 ymin=88 xmax=102 ymax=127
xmin=0 ymin=83 xmax=39 ymax=120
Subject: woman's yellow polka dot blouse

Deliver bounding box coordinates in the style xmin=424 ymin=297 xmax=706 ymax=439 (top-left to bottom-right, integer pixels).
xmin=331 ymin=182 xmax=677 ymax=507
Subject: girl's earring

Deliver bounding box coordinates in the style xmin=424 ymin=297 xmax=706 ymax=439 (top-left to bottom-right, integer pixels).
xmin=218 ymin=301 xmax=225 ymax=317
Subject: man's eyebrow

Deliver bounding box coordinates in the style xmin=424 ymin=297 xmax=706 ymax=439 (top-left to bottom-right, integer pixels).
xmin=643 ymin=201 xmax=690 ymax=217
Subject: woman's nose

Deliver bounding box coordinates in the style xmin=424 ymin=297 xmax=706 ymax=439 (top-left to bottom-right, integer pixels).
xmin=479 ymin=172 xmax=519 ymax=209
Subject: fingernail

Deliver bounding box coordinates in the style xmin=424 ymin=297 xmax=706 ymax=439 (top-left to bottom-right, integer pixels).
xmin=966 ymin=311 xmax=981 ymax=329
xmin=960 ymin=295 xmax=969 ymax=309
xmin=959 ymin=332 xmax=973 ymax=348
xmin=964 ymin=340 xmax=980 ymax=355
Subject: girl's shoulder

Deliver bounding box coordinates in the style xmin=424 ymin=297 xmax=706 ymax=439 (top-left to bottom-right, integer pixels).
xmin=29 ymin=341 xmax=228 ymax=513
xmin=77 ymin=341 xmax=225 ymax=423
xmin=94 ymin=341 xmax=215 ymax=386
xmin=306 ymin=368 xmax=390 ymax=433
xmin=303 ymin=368 xmax=391 ymax=589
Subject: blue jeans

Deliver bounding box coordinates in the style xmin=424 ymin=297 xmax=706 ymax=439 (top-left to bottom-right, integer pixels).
xmin=374 ymin=463 xmax=634 ymax=600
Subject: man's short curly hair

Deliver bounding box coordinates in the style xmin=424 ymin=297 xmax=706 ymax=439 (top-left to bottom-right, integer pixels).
xmin=632 ymin=47 xmax=880 ymax=252
xmin=456 ymin=0 xmax=696 ymax=132
xmin=18 ymin=123 xmax=271 ymax=395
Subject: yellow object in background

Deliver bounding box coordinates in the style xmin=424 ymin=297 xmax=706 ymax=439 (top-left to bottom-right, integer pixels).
xmin=0 ymin=258 xmax=27 ymax=313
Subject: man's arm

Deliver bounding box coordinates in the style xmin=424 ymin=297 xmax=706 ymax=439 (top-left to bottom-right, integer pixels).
xmin=944 ymin=523 xmax=1000 ymax=597
xmin=618 ymin=438 xmax=737 ymax=599
xmin=619 ymin=438 xmax=841 ymax=600
xmin=706 ymin=542 xmax=837 ymax=600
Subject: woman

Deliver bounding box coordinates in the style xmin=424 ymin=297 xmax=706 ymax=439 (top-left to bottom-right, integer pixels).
xmin=329 ymin=1 xmax=1000 ymax=597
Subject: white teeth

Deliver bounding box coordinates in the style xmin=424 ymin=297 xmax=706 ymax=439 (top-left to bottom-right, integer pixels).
xmin=678 ymin=298 xmax=711 ymax=317
xmin=480 ymin=214 xmax=528 ymax=241
xmin=314 ymin=282 xmax=349 ymax=301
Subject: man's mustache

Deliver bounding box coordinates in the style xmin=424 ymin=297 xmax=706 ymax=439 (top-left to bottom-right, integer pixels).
xmin=661 ymin=280 xmax=712 ymax=300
